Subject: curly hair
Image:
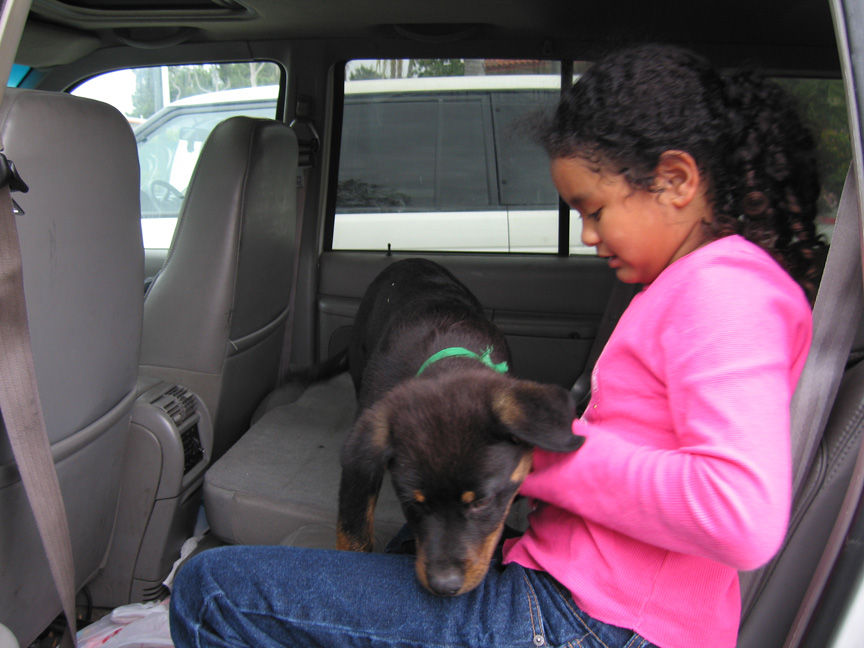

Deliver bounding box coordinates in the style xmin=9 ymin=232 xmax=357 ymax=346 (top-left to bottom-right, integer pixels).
xmin=540 ymin=44 xmax=824 ymax=298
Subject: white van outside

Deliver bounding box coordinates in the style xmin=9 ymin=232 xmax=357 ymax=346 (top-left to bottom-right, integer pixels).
xmin=131 ymin=74 xmax=590 ymax=254
xmin=334 ymin=73 xmax=580 ymax=253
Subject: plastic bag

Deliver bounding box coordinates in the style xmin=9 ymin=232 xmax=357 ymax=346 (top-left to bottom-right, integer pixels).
xmin=162 ymin=533 xmax=205 ymax=590
xmin=77 ymin=531 xmax=207 ymax=647
xmin=77 ymin=599 xmax=173 ymax=648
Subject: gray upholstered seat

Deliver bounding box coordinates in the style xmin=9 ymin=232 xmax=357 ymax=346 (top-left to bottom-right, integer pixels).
xmin=140 ymin=116 xmax=299 ymax=462
xmin=0 ymin=89 xmax=143 ymax=646
xmin=738 ymin=316 xmax=864 ymax=647
xmin=204 ymin=372 xmax=405 ymax=549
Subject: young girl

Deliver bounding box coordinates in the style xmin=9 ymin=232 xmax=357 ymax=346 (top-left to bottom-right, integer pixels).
xmin=169 ymin=44 xmax=821 ymax=648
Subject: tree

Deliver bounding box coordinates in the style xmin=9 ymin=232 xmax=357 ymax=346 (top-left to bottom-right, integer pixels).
xmin=349 ymin=65 xmax=383 ymax=81
xmin=347 ymin=59 xmax=470 ymax=81
xmin=409 ymin=59 xmax=465 ymax=78
xmin=132 ymin=62 xmax=280 ymax=119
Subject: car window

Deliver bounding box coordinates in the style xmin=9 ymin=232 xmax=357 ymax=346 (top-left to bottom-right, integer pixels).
xmin=72 ymin=62 xmax=281 ymax=248
xmin=8 ymin=63 xmax=29 ymax=86
xmin=774 ymin=78 xmax=852 ymax=245
xmin=331 ymin=59 xmax=580 ymax=254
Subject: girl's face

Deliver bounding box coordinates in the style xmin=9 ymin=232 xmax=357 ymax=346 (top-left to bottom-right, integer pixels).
xmin=550 ymin=156 xmax=710 ymax=284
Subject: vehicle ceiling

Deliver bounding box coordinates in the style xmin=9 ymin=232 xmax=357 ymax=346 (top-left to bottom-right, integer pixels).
xmin=18 ymin=0 xmax=841 ymax=75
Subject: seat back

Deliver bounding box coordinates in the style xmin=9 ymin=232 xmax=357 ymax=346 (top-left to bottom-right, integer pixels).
xmin=0 ymin=89 xmax=143 ymax=646
xmin=738 ymin=337 xmax=864 ymax=647
xmin=140 ymin=116 xmax=299 ymax=461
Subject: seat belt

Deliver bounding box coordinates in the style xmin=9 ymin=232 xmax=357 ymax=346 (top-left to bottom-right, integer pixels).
xmin=279 ymin=98 xmax=319 ymax=378
xmin=789 ymin=165 xmax=862 ymax=501
xmin=278 ymin=164 xmax=309 ymax=379
xmin=778 ymin=164 xmax=864 ymax=648
xmin=0 ymin=151 xmax=78 ymax=646
xmin=570 ymin=279 xmax=640 ymax=413
xmin=739 ymin=164 xmax=863 ymax=617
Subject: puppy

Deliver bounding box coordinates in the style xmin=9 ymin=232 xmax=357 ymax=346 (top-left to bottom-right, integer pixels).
xmin=336 ymin=258 xmax=584 ymax=596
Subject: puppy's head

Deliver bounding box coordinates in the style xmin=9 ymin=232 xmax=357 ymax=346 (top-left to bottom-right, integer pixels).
xmin=343 ymin=370 xmax=583 ymax=596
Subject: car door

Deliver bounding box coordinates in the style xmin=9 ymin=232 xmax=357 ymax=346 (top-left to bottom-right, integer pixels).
xmin=313 ymin=60 xmax=617 ymax=389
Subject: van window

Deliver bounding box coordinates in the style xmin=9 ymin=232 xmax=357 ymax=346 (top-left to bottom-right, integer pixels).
xmin=332 ymin=59 xmax=583 ymax=254
xmin=73 ymin=62 xmax=281 ymax=248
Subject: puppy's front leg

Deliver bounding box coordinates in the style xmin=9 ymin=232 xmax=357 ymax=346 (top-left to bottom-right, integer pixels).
xmin=336 ymin=468 xmax=381 ymax=552
xmin=337 ymin=404 xmax=392 ymax=552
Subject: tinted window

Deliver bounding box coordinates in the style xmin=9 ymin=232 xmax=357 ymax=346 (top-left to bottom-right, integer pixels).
xmin=338 ymin=98 xmax=438 ymax=211
xmin=492 ymin=92 xmax=559 ymax=207
xmin=439 ymin=99 xmax=494 ymax=209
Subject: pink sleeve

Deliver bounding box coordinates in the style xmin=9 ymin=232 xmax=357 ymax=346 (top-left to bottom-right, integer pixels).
xmin=520 ymin=270 xmax=810 ymax=571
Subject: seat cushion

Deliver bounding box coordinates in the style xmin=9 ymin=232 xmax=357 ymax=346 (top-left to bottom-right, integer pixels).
xmin=203 ymin=373 xmax=405 ymax=548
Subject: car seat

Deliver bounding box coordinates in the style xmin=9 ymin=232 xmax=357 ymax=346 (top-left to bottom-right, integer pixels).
xmin=0 ymin=89 xmax=143 ymax=646
xmin=737 ymin=318 xmax=864 ymax=647
xmin=203 ymin=370 xmax=405 ymax=548
xmin=139 ymin=116 xmax=299 ymax=462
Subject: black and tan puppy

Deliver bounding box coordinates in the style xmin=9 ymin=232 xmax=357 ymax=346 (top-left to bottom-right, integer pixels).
xmin=336 ymin=258 xmax=585 ymax=596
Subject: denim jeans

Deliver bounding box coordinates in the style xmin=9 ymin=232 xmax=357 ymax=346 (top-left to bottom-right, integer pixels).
xmin=169 ymin=545 xmax=658 ymax=648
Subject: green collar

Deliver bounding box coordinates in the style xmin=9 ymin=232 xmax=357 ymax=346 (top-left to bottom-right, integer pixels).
xmin=416 ymin=346 xmax=509 ymax=376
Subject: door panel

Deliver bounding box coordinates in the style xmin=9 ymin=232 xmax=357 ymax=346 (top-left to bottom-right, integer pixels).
xmin=317 ymin=251 xmax=617 ymax=388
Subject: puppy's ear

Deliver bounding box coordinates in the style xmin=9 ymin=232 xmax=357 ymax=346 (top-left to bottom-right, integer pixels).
xmin=493 ymin=380 xmax=585 ymax=452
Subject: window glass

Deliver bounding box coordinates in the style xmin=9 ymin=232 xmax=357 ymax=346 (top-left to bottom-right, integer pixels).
xmin=73 ymin=62 xmax=281 ymax=248
xmin=333 ymin=59 xmax=567 ymax=253
xmin=439 ymin=99 xmax=493 ymax=210
xmin=339 ymin=98 xmax=439 ymax=211
xmin=493 ymin=95 xmax=556 ymax=207
xmin=775 ymin=78 xmax=852 ymax=244
xmin=8 ymin=64 xmax=30 ymax=87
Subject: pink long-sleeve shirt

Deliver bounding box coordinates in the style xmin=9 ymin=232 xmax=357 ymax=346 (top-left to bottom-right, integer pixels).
xmin=503 ymin=235 xmax=813 ymax=648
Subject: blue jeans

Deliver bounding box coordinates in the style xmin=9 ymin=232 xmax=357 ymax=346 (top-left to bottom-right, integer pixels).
xmin=169 ymin=545 xmax=658 ymax=648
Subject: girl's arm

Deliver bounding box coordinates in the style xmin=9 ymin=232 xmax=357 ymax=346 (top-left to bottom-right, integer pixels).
xmin=520 ymin=268 xmax=811 ymax=571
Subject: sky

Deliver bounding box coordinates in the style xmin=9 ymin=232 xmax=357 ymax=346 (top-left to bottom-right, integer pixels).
xmin=71 ymin=69 xmax=137 ymax=116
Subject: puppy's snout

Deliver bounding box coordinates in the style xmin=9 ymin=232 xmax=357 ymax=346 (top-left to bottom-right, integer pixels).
xmin=427 ymin=565 xmax=464 ymax=597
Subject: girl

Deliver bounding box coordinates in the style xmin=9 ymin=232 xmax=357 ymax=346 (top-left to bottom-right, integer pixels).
xmin=169 ymin=44 xmax=821 ymax=648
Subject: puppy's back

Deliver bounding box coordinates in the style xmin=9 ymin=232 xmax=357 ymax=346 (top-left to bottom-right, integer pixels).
xmin=349 ymin=258 xmax=496 ymax=405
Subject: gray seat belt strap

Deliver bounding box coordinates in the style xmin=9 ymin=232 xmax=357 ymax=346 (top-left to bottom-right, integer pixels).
xmin=0 ymin=159 xmax=78 ymax=645
xmin=571 ymin=279 xmax=639 ymax=411
xmin=279 ymin=104 xmax=318 ymax=378
xmin=740 ymin=164 xmax=862 ymax=616
xmin=789 ymin=165 xmax=862 ymax=501
xmin=278 ymin=165 xmax=308 ymax=379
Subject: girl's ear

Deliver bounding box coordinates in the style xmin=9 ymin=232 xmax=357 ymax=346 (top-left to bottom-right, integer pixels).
xmin=654 ymin=150 xmax=702 ymax=208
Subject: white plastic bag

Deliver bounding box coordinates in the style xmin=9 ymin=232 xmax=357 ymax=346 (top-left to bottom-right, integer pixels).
xmin=162 ymin=533 xmax=206 ymax=590
xmin=77 ymin=530 xmax=207 ymax=647
xmin=77 ymin=599 xmax=173 ymax=648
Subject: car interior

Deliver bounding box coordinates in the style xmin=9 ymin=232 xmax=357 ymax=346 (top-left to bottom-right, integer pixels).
xmin=0 ymin=0 xmax=863 ymax=647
